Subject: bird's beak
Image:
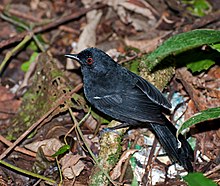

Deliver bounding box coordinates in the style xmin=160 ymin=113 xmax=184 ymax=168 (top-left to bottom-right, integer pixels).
xmin=65 ymin=54 xmax=80 ymax=62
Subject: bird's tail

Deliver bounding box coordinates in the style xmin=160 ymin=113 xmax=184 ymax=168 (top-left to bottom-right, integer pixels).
xmin=150 ymin=116 xmax=194 ymax=172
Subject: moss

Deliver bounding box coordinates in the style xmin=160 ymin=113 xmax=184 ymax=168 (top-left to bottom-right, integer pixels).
xmin=139 ymin=55 xmax=175 ymax=90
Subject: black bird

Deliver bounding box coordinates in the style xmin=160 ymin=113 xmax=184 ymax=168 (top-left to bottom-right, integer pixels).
xmin=65 ymin=48 xmax=194 ymax=172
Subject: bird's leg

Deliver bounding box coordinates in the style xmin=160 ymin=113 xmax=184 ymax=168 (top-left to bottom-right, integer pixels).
xmin=107 ymin=122 xmax=130 ymax=130
xmin=100 ymin=122 xmax=130 ymax=136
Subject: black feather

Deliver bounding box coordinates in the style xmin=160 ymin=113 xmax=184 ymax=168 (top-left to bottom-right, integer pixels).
xmin=65 ymin=47 xmax=194 ymax=172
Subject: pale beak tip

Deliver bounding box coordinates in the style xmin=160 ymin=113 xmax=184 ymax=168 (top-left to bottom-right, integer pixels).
xmin=65 ymin=54 xmax=80 ymax=61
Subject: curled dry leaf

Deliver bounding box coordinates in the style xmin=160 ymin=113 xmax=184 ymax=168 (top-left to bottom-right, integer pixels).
xmin=119 ymin=1 xmax=155 ymax=20
xmin=24 ymin=138 xmax=63 ymax=157
xmin=60 ymin=153 xmax=85 ymax=179
xmin=109 ymin=0 xmax=157 ymax=27
xmin=110 ymin=149 xmax=138 ymax=180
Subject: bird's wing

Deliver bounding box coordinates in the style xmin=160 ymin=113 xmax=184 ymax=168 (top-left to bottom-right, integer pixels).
xmin=93 ymin=87 xmax=164 ymax=124
xmin=133 ymin=73 xmax=172 ymax=109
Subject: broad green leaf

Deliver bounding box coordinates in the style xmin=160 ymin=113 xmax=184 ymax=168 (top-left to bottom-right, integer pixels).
xmin=21 ymin=52 xmax=39 ymax=72
xmin=210 ymin=43 xmax=220 ymax=52
xmin=145 ymin=30 xmax=220 ymax=70
xmin=175 ymin=48 xmax=218 ymax=73
xmin=51 ymin=144 xmax=70 ymax=158
xmin=177 ymin=107 xmax=220 ymax=136
xmin=186 ymin=59 xmax=215 ymax=73
xmin=183 ymin=172 xmax=217 ymax=186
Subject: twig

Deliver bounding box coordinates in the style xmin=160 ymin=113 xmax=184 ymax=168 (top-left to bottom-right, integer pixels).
xmin=0 ymin=13 xmax=29 ymax=30
xmin=119 ymin=134 xmax=139 ymax=182
xmin=56 ymin=157 xmax=63 ymax=185
xmin=0 ymin=13 xmax=45 ymax=76
xmin=68 ymin=108 xmax=116 ymax=185
xmin=0 ymin=160 xmax=56 ymax=184
xmin=32 ymin=34 xmax=45 ymax=52
xmin=0 ymin=4 xmax=105 ymax=49
xmin=0 ymin=33 xmax=33 ymax=76
xmin=142 ymin=137 xmax=158 ymax=185
xmin=0 ymin=135 xmax=36 ymax=157
xmin=0 ymin=83 xmax=83 ymax=160
xmin=175 ymin=68 xmax=207 ymax=111
xmin=59 ymin=25 xmax=79 ymax=34
xmin=161 ymin=10 xmax=220 ymax=43
xmin=0 ymin=4 xmax=43 ymax=22
xmin=64 ymin=107 xmax=91 ymax=145
xmin=204 ymin=162 xmax=220 ymax=177
xmin=187 ymin=10 xmax=220 ymax=30
xmin=118 ymin=54 xmax=139 ymax=64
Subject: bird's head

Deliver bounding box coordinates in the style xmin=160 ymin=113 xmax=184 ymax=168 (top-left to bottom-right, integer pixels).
xmin=65 ymin=48 xmax=117 ymax=74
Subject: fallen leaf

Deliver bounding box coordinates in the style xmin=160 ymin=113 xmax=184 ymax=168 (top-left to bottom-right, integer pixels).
xmin=110 ymin=149 xmax=137 ymax=180
xmin=119 ymin=1 xmax=155 ymax=20
xmin=24 ymin=138 xmax=64 ymax=157
xmin=60 ymin=153 xmax=85 ymax=179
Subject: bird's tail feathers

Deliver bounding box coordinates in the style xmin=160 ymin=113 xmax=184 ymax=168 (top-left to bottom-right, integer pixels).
xmin=150 ymin=116 xmax=194 ymax=172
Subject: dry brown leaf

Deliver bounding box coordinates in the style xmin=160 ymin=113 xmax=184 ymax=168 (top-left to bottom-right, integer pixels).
xmin=60 ymin=153 xmax=85 ymax=179
xmin=119 ymin=1 xmax=155 ymax=20
xmin=0 ymin=86 xmax=15 ymax=101
xmin=110 ymin=149 xmax=137 ymax=180
xmin=83 ymin=114 xmax=98 ymax=131
xmin=106 ymin=0 xmax=157 ymax=26
xmin=24 ymin=138 xmax=63 ymax=157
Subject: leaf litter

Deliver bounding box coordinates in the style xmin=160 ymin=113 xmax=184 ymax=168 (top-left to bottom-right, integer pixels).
xmin=0 ymin=0 xmax=220 ymax=185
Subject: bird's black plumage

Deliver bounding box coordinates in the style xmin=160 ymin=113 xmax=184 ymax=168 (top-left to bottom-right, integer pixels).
xmin=65 ymin=48 xmax=194 ymax=172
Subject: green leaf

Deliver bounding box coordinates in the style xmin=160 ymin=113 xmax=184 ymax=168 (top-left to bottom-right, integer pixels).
xmin=183 ymin=172 xmax=217 ymax=186
xmin=183 ymin=0 xmax=212 ymax=17
xmin=130 ymin=60 xmax=139 ymax=74
xmin=21 ymin=52 xmax=39 ymax=72
xmin=27 ymin=41 xmax=39 ymax=51
xmin=51 ymin=144 xmax=70 ymax=158
xmin=131 ymin=177 xmax=139 ymax=186
xmin=175 ymin=48 xmax=218 ymax=73
xmin=145 ymin=30 xmax=220 ymax=70
xmin=210 ymin=43 xmax=220 ymax=53
xmin=186 ymin=59 xmax=215 ymax=73
xmin=177 ymin=107 xmax=220 ymax=136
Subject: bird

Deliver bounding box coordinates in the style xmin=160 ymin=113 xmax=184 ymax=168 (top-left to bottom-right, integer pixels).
xmin=65 ymin=47 xmax=194 ymax=172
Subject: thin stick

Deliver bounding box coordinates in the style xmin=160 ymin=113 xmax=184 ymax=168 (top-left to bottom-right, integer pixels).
xmin=0 ymin=135 xmax=36 ymax=157
xmin=0 ymin=34 xmax=33 ymax=75
xmin=0 ymin=5 xmax=43 ymax=22
xmin=204 ymin=163 xmax=220 ymax=177
xmin=68 ymin=108 xmax=116 ymax=185
xmin=0 ymin=160 xmax=56 ymax=184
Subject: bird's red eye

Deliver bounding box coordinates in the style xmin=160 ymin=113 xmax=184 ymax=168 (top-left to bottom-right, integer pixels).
xmin=87 ymin=58 xmax=94 ymax=65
